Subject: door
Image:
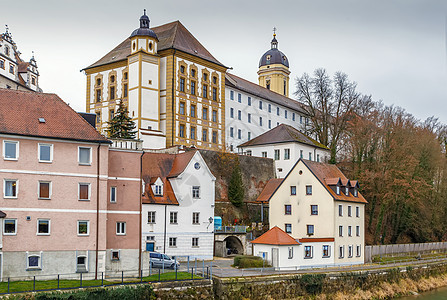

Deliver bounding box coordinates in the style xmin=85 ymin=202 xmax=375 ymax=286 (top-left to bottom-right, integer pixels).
xmin=272 ymin=248 xmax=279 ymax=268
xmin=146 ymin=242 xmax=154 ymax=252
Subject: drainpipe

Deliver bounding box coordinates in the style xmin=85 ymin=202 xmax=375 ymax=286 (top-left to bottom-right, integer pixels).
xmin=163 ymin=205 xmax=167 ymax=253
xmin=314 ymin=147 xmax=317 ymax=162
xmin=171 ymin=50 xmax=176 ymax=146
xmin=138 ymin=151 xmax=144 ymax=276
xmin=95 ymin=143 xmax=101 ymax=280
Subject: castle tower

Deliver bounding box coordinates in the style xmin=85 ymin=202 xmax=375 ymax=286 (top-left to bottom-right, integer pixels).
xmin=257 ymin=30 xmax=290 ymax=97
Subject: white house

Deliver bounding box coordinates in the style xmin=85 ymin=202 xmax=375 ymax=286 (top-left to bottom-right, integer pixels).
xmin=141 ymin=150 xmax=215 ymax=261
xmin=238 ymin=124 xmax=330 ymax=178
xmin=254 ymin=159 xmax=367 ymax=268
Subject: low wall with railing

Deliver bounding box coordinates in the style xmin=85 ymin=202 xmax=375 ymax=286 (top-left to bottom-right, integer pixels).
xmin=365 ymin=242 xmax=447 ymax=262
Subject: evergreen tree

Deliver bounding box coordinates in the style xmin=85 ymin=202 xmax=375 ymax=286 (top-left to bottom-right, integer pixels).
xmin=228 ymin=163 xmax=244 ymax=207
xmin=106 ymin=101 xmax=136 ymax=139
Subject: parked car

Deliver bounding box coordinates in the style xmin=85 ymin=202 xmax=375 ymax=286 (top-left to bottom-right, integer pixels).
xmin=149 ymin=252 xmax=180 ymax=269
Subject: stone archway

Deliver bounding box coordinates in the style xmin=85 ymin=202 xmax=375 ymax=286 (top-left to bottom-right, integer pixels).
xmin=224 ymin=236 xmax=244 ymax=256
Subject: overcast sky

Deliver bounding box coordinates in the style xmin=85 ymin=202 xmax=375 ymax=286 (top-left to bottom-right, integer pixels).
xmin=4 ymin=0 xmax=447 ymax=124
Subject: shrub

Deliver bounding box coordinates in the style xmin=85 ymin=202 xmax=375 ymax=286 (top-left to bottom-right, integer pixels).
xmin=299 ymin=274 xmax=326 ymax=295
xmin=233 ymin=255 xmax=269 ymax=268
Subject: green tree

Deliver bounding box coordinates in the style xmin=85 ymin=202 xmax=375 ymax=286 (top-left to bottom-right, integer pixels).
xmin=106 ymin=101 xmax=136 ymax=139
xmin=228 ymin=162 xmax=244 ymax=207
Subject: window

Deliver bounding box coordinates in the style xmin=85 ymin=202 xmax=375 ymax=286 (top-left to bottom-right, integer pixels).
xmin=356 ymin=226 xmax=360 ymax=236
xmin=348 ymin=245 xmax=353 ymax=258
xmin=306 ymin=185 xmax=312 ymax=195
xmin=259 ymin=101 xmax=263 ymax=110
xmin=292 ymin=113 xmax=295 ymax=121
xmin=300 ymin=150 xmax=303 ymax=158
xmin=123 ymin=84 xmax=128 ymax=98
xmin=27 ymin=254 xmax=41 ymax=270
xmin=79 ymin=183 xmax=90 ymax=201
xmin=202 ymin=129 xmax=208 ymax=142
xmin=180 ymin=78 xmax=185 ymax=92
xmin=0 ymin=59 xmax=4 ymax=69
xmin=212 ymin=88 xmax=217 ymax=101
xmin=248 ymin=113 xmax=251 ymax=123
xmin=288 ymin=247 xmax=293 ymax=259
xmin=9 ymin=64 xmax=14 ymax=74
xmin=238 ymin=93 xmax=241 ymax=103
xmin=259 ymin=117 xmax=263 ymax=127
xmin=192 ymin=237 xmax=199 ymax=247
xmin=179 ymin=102 xmax=185 ymax=115
xmin=3 ymin=140 xmax=18 ymax=160
xmin=246 ymin=149 xmax=252 ymax=155
xmin=202 ymin=107 xmax=208 ymax=120
xmin=307 ymin=225 xmax=314 ymax=236
xmin=213 ymin=76 xmax=217 ymax=84
xmin=266 ymin=80 xmax=270 ymax=89
xmin=230 ymin=127 xmax=234 ymax=138
xmin=148 ymin=211 xmax=156 ymax=223
xmin=4 ymin=219 xmax=17 ymax=235
xmin=338 ymin=204 xmax=343 ymax=216
xmin=190 ymin=105 xmax=196 ymax=118
xmin=230 ymin=108 xmax=234 ymax=118
xmin=238 ymin=129 xmax=241 ymax=139
xmin=202 ymin=84 xmax=208 ymax=98
xmin=345 ymin=186 xmax=349 ymax=195
xmin=248 ymin=97 xmax=251 ymax=106
xmin=274 ymin=149 xmax=280 ymax=160
xmin=356 ymin=206 xmax=360 ymax=217
xmin=290 ymin=186 xmax=296 ymax=195
xmin=339 ymin=225 xmax=343 ymax=237
xmin=317 ymin=154 xmax=320 ymax=162
xmin=38 ymin=181 xmax=51 ymax=199
xmin=37 ymin=219 xmax=50 ymax=235
xmin=111 ymin=250 xmax=120 ymax=260
xmin=268 ymin=104 xmax=271 ymax=113
xmin=339 ymin=246 xmax=344 ymax=258
xmin=268 ymin=120 xmax=271 ymax=129
xmin=192 ymin=186 xmax=200 ymax=198
xmin=191 ymin=81 xmax=196 ymax=95
xmin=179 ymin=124 xmax=185 ymax=138
xmin=304 ymin=246 xmax=313 ymax=258
xmin=262 ymin=151 xmax=267 ymax=158
xmin=212 ymin=131 xmax=217 ymax=143
xmin=356 ymin=245 xmax=361 ymax=257
xmin=354 ymin=188 xmax=358 ymax=197
xmin=230 ymin=90 xmax=234 ymax=100
xmin=203 ymin=73 xmax=208 ymax=81
xmin=191 ymin=69 xmax=196 ymax=77
xmin=77 ymin=256 xmax=87 ymax=272
xmin=348 ymin=206 xmax=352 ymax=217
xmin=96 ymin=112 xmax=101 ymax=124
xmin=311 ymin=205 xmax=318 ymax=215
xmin=212 ymin=110 xmax=217 ymax=122
xmin=285 ymin=205 xmax=291 ymax=215
xmin=170 ymin=212 xmax=178 ymax=224
xmin=77 ymin=220 xmax=89 ymax=236
xmin=180 ymin=65 xmax=185 ymax=73
xmin=285 ymin=110 xmax=288 ymax=119
xmin=4 ymin=179 xmax=17 ymax=198
xmin=78 ymin=147 xmax=91 ymax=165
xmin=285 ymin=223 xmax=292 ymax=233
xmin=96 ymin=90 xmax=101 ymax=102
xmin=38 ymin=144 xmax=52 ymax=162
xmin=238 ymin=110 xmax=241 ymax=120
xmin=110 ymin=186 xmax=117 ymax=203
xmin=192 ymin=212 xmax=200 ymax=225
xmin=116 ymin=222 xmax=126 ymax=235
xmin=322 ymin=245 xmax=330 ymax=257
xmin=110 ymin=109 xmax=115 ymax=120
xmin=309 ymin=152 xmax=312 ymax=161
xmin=284 ymin=149 xmax=290 ymax=160
xmin=169 ymin=237 xmax=177 ymax=247
xmin=336 ymin=186 xmax=340 ymax=195
xmin=348 ymin=226 xmax=352 ymax=236
xmin=190 ymin=126 xmax=196 ymax=140
xmin=110 ymin=86 xmax=115 ymax=100
xmin=276 ymin=107 xmax=280 ymax=116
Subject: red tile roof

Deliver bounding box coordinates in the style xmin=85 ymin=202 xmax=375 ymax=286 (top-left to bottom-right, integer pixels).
xmin=84 ymin=21 xmax=226 ymax=70
xmin=251 ymin=226 xmax=299 ymax=245
xmin=142 ymin=151 xmax=197 ymax=205
xmin=0 ymin=89 xmax=109 ymax=143
xmin=256 ymin=178 xmax=283 ymax=203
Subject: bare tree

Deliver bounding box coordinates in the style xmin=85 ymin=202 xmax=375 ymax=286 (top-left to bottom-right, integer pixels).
xmin=295 ymin=68 xmax=360 ymax=163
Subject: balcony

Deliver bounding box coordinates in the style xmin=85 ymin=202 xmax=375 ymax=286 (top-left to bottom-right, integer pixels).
xmin=109 ymin=139 xmax=143 ymax=150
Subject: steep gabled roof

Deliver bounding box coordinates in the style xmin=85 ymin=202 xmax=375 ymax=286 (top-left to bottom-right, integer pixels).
xmin=256 ymin=178 xmax=283 ymax=203
xmin=84 ymin=21 xmax=225 ymax=70
xmin=0 ymin=89 xmax=109 ymax=143
xmin=251 ymin=226 xmax=300 ymax=245
xmin=239 ymin=124 xmax=328 ymax=150
xmin=226 ymin=73 xmax=307 ymax=115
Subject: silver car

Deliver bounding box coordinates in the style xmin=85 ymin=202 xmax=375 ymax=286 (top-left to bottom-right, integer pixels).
xmin=149 ymin=252 xmax=180 ymax=269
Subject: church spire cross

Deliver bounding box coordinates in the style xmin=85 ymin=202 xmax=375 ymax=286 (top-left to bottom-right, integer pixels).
xmin=273 ymin=27 xmax=277 ymax=37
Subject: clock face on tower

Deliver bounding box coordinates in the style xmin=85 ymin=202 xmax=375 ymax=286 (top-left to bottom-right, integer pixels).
xmin=194 ymin=162 xmax=200 ymax=170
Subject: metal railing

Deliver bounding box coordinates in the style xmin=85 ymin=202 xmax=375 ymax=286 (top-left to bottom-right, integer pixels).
xmin=215 ymin=225 xmax=247 ymax=233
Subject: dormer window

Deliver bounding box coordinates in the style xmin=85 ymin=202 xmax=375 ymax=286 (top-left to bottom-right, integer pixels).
xmin=155 ymin=185 xmax=162 ymax=196
xmin=336 ymin=186 xmax=340 ymax=195
xmin=353 ymin=188 xmax=358 ymax=197
xmin=345 ymin=187 xmax=349 ymax=195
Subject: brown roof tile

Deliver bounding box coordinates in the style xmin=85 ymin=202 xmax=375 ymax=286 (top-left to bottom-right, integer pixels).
xmin=325 ymin=178 xmax=341 ymax=185
xmin=251 ymin=226 xmax=299 ymax=245
xmin=256 ymin=178 xmax=283 ymax=203
xmin=84 ymin=21 xmax=225 ymax=70
xmin=239 ymin=124 xmax=329 ymax=150
xmin=0 ymin=89 xmax=109 ymax=143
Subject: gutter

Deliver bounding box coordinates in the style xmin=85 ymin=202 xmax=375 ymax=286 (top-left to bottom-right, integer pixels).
xmin=138 ymin=151 xmax=144 ymax=275
xmin=171 ymin=49 xmax=176 ymax=146
xmin=95 ymin=143 xmax=101 ymax=280
xmin=163 ymin=204 xmax=167 ymax=253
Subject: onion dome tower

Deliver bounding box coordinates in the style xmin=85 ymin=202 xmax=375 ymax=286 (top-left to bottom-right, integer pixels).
xmin=257 ymin=29 xmax=290 ymax=97
xmin=130 ymin=9 xmax=158 ymax=55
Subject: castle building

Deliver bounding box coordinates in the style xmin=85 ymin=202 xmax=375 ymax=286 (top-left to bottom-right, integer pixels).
xmin=83 ymin=11 xmax=227 ymax=151
xmin=0 ymin=27 xmax=41 ymax=92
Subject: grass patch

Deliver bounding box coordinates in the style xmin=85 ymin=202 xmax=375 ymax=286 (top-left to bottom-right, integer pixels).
xmin=0 ymin=272 xmax=201 ymax=294
xmin=372 ymin=252 xmax=447 ymax=264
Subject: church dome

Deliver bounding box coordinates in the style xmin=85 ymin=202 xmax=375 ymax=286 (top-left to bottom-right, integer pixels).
xmin=130 ymin=10 xmax=158 ymax=40
xmin=259 ymin=35 xmax=289 ymax=68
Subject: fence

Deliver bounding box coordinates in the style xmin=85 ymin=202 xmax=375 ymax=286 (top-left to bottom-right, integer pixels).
xmin=0 ymin=258 xmax=212 ymax=295
xmin=215 ymin=225 xmax=247 ymax=233
xmin=365 ymin=242 xmax=447 ymax=262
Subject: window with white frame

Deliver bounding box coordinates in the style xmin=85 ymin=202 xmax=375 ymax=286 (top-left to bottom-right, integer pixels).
xmin=311 ymin=205 xmax=318 ymax=215
xmin=284 ymin=149 xmax=290 ymax=160
xmin=336 ymin=185 xmax=340 ymax=195
xmin=110 ymin=186 xmax=117 ymax=203
xmin=77 ymin=220 xmax=89 ymax=236
xmin=309 ymin=152 xmax=312 ymax=161
xmin=322 ymin=245 xmax=330 ymax=257
xmin=116 ymin=222 xmax=126 ymax=235
xmin=77 ymin=256 xmax=87 ymax=272
xmin=307 ymin=225 xmax=314 ymax=236
xmin=148 ymin=211 xmax=156 ymax=223
xmin=248 ymin=113 xmax=251 ymax=123
xmin=345 ymin=186 xmax=349 ymax=195
xmin=38 ymin=181 xmax=51 ymax=199
xmin=170 ymin=212 xmax=178 ymax=224
xmin=155 ymin=185 xmax=162 ymax=196
xmin=261 ymin=151 xmax=267 ymax=158
xmin=38 ymin=143 xmax=52 ymax=162
xmin=339 ymin=246 xmax=344 ymax=258
xmin=192 ymin=212 xmax=200 ymax=225
xmin=348 ymin=205 xmax=352 ymax=217
xmin=353 ymin=188 xmax=358 ymax=197
xmin=290 ymin=186 xmax=296 ymax=195
xmin=348 ymin=226 xmax=352 ymax=236
xmin=79 ymin=183 xmax=90 ymax=201
xmin=339 ymin=225 xmax=343 ymax=236
xmin=4 ymin=179 xmax=17 ymax=198
xmin=37 ymin=219 xmax=50 ymax=235
xmin=288 ymin=247 xmax=293 ymax=259
xmin=300 ymin=150 xmax=303 ymax=158
xmin=356 ymin=206 xmax=360 ymax=217
xmin=27 ymin=253 xmax=42 ymax=270
xmin=304 ymin=246 xmax=313 ymax=258
xmin=111 ymin=250 xmax=120 ymax=260
xmin=3 ymin=140 xmax=18 ymax=160
xmin=285 ymin=223 xmax=292 ymax=233
xmin=169 ymin=237 xmax=177 ymax=247
xmin=317 ymin=154 xmax=320 ymax=162
xmin=306 ymin=185 xmax=312 ymax=195
xmin=348 ymin=245 xmax=353 ymax=257
xmin=356 ymin=245 xmax=361 ymax=257
xmin=338 ymin=204 xmax=343 ymax=216
xmin=4 ymin=219 xmax=16 ymax=235
xmin=192 ymin=237 xmax=199 ymax=247
xmin=356 ymin=225 xmax=360 ymax=236
xmin=192 ymin=186 xmax=200 ymax=198
xmin=274 ymin=149 xmax=280 ymax=160
xmin=78 ymin=147 xmax=91 ymax=165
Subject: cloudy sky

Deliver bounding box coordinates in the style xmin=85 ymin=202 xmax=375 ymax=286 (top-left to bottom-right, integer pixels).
xmin=4 ymin=0 xmax=447 ymax=123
